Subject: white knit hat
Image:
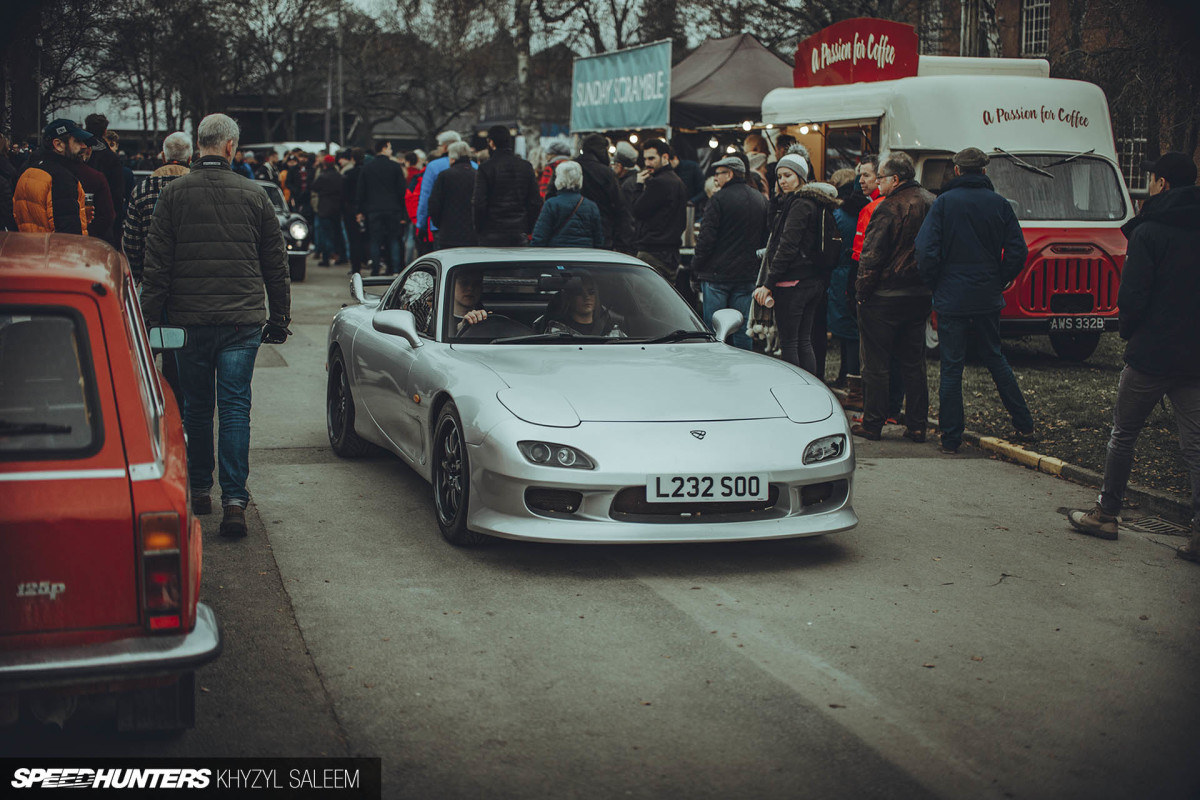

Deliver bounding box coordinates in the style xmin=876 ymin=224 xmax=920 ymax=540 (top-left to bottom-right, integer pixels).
xmin=775 ymin=153 xmax=809 ymax=181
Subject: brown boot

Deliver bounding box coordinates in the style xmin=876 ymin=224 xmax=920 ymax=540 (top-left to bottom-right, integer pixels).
xmin=1177 ymin=520 xmax=1200 ymax=563
xmin=842 ymin=374 xmax=864 ymax=411
xmin=220 ymin=505 xmax=247 ymax=538
xmin=1067 ymin=504 xmax=1118 ymax=540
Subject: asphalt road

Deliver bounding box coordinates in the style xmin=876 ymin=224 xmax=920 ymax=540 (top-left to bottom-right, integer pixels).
xmin=6 ymin=258 xmax=1199 ymax=800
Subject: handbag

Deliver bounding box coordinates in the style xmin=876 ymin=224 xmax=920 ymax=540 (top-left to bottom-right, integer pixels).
xmin=547 ymin=196 xmax=584 ymax=244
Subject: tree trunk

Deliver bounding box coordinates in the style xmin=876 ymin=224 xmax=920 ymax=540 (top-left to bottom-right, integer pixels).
xmin=514 ymin=0 xmax=538 ymax=154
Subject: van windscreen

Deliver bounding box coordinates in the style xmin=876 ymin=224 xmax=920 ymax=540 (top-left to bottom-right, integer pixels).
xmin=921 ymin=155 xmax=1127 ymax=222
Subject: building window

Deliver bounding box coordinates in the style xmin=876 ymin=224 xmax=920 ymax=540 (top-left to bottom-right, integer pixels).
xmin=1021 ymin=0 xmax=1050 ymax=57
xmin=1116 ymin=114 xmax=1148 ymax=193
xmin=920 ymin=0 xmax=945 ymax=55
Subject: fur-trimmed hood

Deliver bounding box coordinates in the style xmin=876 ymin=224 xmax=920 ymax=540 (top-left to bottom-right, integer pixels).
xmin=795 ymin=183 xmax=841 ymax=209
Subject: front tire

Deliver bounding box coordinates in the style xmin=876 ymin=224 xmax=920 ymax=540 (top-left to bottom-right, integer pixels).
xmin=432 ymin=402 xmax=488 ymax=546
xmin=1050 ymin=332 xmax=1100 ymax=362
xmin=327 ymin=350 xmax=375 ymax=457
xmin=289 ymin=254 xmax=307 ymax=282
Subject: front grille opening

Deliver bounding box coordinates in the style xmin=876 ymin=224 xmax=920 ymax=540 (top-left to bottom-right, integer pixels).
xmin=525 ymin=488 xmax=584 ymax=516
xmin=610 ymin=485 xmax=782 ymax=523
xmin=1050 ymin=294 xmax=1094 ymax=313
xmin=801 ymin=480 xmax=847 ymax=509
xmin=1026 ymin=258 xmax=1118 ymax=313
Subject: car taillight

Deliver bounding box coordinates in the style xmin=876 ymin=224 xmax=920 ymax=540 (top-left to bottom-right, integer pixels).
xmin=140 ymin=512 xmax=182 ymax=633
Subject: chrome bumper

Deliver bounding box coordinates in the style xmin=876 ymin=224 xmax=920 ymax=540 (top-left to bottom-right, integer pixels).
xmin=0 ymin=603 xmax=222 ymax=692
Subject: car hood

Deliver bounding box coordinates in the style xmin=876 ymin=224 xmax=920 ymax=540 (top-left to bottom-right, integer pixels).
xmin=456 ymin=343 xmax=829 ymax=423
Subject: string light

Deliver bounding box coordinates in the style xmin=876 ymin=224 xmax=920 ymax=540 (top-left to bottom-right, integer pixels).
xmin=629 ymin=133 xmax=639 ymax=144
xmin=799 ymin=125 xmax=811 ymax=135
xmin=741 ymin=120 xmax=753 ymax=132
xmin=709 ymin=137 xmax=719 ymax=149
xmin=726 ymin=145 xmax=736 ymax=154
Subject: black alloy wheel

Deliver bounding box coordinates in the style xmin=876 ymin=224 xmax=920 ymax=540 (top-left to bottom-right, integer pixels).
xmin=432 ymin=402 xmax=487 ymax=546
xmin=327 ymin=350 xmax=374 ymax=457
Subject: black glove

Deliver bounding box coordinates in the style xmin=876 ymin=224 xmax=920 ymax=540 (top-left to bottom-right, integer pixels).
xmin=262 ymin=322 xmax=292 ymax=344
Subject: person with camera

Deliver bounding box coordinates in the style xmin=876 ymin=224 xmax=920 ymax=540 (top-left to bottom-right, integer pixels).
xmin=140 ymin=113 xmax=291 ymax=539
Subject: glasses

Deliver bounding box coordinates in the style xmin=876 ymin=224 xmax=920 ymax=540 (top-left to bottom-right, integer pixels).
xmin=878 ymin=173 xmax=896 ymax=182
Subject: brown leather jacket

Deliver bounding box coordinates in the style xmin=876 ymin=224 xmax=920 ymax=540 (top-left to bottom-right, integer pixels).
xmin=856 ymin=180 xmax=934 ymax=302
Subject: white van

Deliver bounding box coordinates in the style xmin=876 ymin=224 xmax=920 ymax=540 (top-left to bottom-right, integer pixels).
xmin=762 ymin=56 xmax=1133 ymax=361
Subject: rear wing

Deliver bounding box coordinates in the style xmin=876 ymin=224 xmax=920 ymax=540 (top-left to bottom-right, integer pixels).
xmin=350 ymin=274 xmax=391 ymax=305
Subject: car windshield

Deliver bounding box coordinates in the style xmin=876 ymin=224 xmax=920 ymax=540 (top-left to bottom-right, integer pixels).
xmin=260 ymin=184 xmax=287 ymax=215
xmin=0 ymin=309 xmax=99 ymax=456
xmin=922 ymin=154 xmax=1127 ymax=221
xmin=443 ymin=262 xmax=707 ymax=344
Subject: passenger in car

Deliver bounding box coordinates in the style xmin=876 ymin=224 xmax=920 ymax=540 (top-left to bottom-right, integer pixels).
xmin=545 ymin=275 xmax=625 ymax=337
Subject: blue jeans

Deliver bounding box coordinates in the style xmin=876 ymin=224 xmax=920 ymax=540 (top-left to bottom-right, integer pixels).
xmin=367 ymin=211 xmax=405 ymax=274
xmin=175 ymin=325 xmax=262 ymax=507
xmin=315 ymin=216 xmax=344 ymax=260
xmin=702 ymin=280 xmax=755 ymax=350
xmin=937 ymin=313 xmax=1033 ymax=449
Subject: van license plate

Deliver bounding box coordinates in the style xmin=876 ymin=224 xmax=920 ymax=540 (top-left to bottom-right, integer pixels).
xmin=1048 ymin=316 xmax=1104 ymax=332
xmin=647 ymin=474 xmax=768 ymax=503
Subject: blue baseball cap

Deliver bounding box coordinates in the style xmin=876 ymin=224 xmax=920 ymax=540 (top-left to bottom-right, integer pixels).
xmin=42 ymin=119 xmax=101 ymax=148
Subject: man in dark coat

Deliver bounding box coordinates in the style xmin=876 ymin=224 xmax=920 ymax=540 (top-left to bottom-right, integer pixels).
xmin=1065 ymin=152 xmax=1200 ymax=556
xmin=854 ymin=151 xmax=934 ymax=442
xmin=310 ymin=155 xmax=345 ymax=266
xmin=916 ymin=146 xmax=1035 ymax=455
xmin=473 ymin=125 xmax=541 ymax=246
xmin=691 ymin=156 xmax=768 ymax=350
xmin=339 ymin=149 xmax=367 ymax=274
xmin=630 ymin=138 xmax=688 ymax=282
xmin=356 ymin=140 xmax=409 ymax=274
xmin=428 ymin=141 xmax=479 ymax=249
xmin=83 ymin=114 xmax=125 ymax=222
xmin=140 ymin=113 xmax=291 ymax=538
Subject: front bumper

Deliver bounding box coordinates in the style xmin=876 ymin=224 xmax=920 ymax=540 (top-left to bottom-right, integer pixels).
xmin=0 ymin=603 xmax=222 ymax=692
xmin=465 ymin=418 xmax=857 ymax=544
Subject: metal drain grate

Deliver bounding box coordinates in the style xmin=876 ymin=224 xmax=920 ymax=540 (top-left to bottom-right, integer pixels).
xmin=1124 ymin=516 xmax=1190 ymax=536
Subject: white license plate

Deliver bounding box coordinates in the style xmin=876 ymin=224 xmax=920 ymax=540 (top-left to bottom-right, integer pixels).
xmin=1048 ymin=316 xmax=1104 ymax=332
xmin=646 ymin=474 xmax=769 ymax=503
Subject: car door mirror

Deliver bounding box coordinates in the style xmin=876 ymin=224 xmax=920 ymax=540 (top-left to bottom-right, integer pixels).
xmin=710 ymin=308 xmax=744 ymax=342
xmin=147 ymin=326 xmax=187 ymax=351
xmin=372 ymin=309 xmax=423 ymax=348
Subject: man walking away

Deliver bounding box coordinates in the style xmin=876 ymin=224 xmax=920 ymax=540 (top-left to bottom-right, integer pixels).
xmin=13 ymin=119 xmax=91 ymax=235
xmin=311 ymin=155 xmax=345 ymax=266
xmin=916 ymin=147 xmax=1034 ymax=455
xmin=140 ymin=113 xmax=291 ymax=538
xmin=416 ymin=131 xmax=469 ymax=252
xmin=339 ymin=149 xmax=367 ymax=274
xmin=428 ymin=141 xmax=479 ymax=249
xmin=692 ymin=155 xmax=768 ymax=350
xmin=123 ymin=132 xmax=192 ymax=283
xmin=473 ymin=125 xmax=542 ymax=246
xmin=1064 ymin=152 xmax=1200 ymax=558
xmin=853 ymin=152 xmax=933 ymax=443
xmin=630 ymin=139 xmax=688 ymax=282
xmin=356 ymin=140 xmax=409 ymax=274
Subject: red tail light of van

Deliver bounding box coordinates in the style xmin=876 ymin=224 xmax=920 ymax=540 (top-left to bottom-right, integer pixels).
xmin=140 ymin=512 xmax=183 ymax=633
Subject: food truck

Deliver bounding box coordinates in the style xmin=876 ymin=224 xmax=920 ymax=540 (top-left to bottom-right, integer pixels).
xmin=764 ymin=22 xmax=1134 ymax=361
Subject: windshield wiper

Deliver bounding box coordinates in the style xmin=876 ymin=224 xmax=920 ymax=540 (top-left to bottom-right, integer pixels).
xmin=992 ymin=148 xmax=1054 ymax=179
xmin=0 ymin=419 xmax=73 ymax=435
xmin=491 ymin=332 xmax=615 ymax=344
xmin=637 ymin=329 xmax=717 ymax=344
xmin=1043 ymin=149 xmax=1096 ymax=169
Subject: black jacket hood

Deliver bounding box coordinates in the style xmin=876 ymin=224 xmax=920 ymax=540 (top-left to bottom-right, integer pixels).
xmin=1122 ymin=184 xmax=1200 ymax=238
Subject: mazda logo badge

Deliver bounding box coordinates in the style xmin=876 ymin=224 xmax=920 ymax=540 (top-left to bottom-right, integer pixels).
xmin=690 ymin=430 xmax=706 ymax=440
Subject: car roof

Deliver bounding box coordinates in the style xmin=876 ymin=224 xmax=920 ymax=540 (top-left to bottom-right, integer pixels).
xmin=0 ymin=233 xmax=127 ymax=296
xmin=430 ymin=247 xmax=649 ymax=269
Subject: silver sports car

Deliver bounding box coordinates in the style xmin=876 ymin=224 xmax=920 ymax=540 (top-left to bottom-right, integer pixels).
xmin=326 ymin=248 xmax=856 ymax=545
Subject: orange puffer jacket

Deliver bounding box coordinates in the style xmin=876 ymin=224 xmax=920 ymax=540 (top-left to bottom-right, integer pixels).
xmin=14 ymin=151 xmax=88 ymax=235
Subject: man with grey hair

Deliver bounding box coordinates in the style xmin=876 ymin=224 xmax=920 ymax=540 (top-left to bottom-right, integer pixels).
xmin=416 ymin=130 xmax=472 ymax=251
xmin=427 ymin=140 xmax=479 ymax=249
xmin=140 ymin=113 xmax=291 ymax=538
xmin=853 ymin=151 xmax=935 ymax=443
xmin=123 ymin=131 xmax=193 ymax=283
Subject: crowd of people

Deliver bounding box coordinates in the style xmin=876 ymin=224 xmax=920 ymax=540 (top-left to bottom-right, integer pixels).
xmin=2 ymin=111 xmax=1197 ymax=555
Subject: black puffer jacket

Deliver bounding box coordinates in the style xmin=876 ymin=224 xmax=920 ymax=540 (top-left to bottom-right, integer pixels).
xmin=429 ymin=159 xmax=479 ymax=248
xmin=1118 ymin=184 xmax=1200 ymax=377
xmin=356 ymin=156 xmax=407 ymax=217
xmin=310 ymin=166 xmax=344 ymax=218
xmin=140 ymin=155 xmax=290 ymax=327
xmin=692 ymin=176 xmax=769 ymax=282
xmin=473 ymin=148 xmax=542 ymax=238
xmin=761 ymin=185 xmax=838 ymax=288
xmin=630 ymin=165 xmax=687 ymax=251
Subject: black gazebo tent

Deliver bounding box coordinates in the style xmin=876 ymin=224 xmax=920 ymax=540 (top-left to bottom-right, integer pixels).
xmin=671 ymin=34 xmax=794 ymax=129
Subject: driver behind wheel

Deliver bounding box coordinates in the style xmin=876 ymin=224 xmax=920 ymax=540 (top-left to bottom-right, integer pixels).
xmin=546 ymin=275 xmax=626 ymax=337
xmin=452 ymin=268 xmax=488 ymax=334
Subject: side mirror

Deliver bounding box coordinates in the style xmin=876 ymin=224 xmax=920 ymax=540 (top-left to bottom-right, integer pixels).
xmin=351 ymin=272 xmax=366 ymax=304
xmin=147 ymin=326 xmax=187 ymax=352
xmin=372 ymin=309 xmax=423 ymax=348
xmin=711 ymin=307 xmax=744 ymax=343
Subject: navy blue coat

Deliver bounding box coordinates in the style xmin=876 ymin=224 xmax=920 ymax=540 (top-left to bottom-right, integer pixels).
xmin=531 ymin=191 xmax=604 ymax=247
xmin=915 ymin=173 xmax=1027 ymax=316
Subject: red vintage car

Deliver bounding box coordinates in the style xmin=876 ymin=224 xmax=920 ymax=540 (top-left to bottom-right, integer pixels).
xmin=0 ymin=232 xmax=219 ymax=732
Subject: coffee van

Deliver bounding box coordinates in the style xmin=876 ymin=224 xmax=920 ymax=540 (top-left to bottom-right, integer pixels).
xmin=762 ymin=56 xmax=1134 ymax=361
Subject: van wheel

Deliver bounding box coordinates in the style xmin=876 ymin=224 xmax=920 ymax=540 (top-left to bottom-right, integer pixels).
xmin=289 ymin=254 xmax=307 ymax=282
xmin=1050 ymin=332 xmax=1100 ymax=362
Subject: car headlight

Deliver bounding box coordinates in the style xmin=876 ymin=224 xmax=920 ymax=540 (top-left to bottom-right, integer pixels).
xmin=288 ymin=220 xmax=309 ymax=240
xmin=518 ymin=441 xmax=595 ymax=469
xmin=803 ymin=435 xmax=846 ymax=464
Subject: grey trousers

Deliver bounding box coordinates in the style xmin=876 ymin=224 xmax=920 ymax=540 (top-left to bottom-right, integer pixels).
xmin=1100 ymin=365 xmax=1200 ymax=523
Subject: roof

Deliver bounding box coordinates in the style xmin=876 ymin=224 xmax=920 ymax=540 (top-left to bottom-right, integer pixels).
xmin=430 ymin=247 xmax=648 ymax=269
xmin=671 ymin=35 xmax=793 ymax=128
xmin=0 ymin=233 xmax=127 ymax=294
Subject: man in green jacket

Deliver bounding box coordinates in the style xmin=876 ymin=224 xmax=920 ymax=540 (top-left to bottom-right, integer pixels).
xmin=141 ymin=113 xmax=291 ymax=538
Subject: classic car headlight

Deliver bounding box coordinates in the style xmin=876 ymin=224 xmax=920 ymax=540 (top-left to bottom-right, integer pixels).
xmin=518 ymin=441 xmax=595 ymax=469
xmin=803 ymin=435 xmax=846 ymax=464
xmin=288 ymin=220 xmax=309 ymax=240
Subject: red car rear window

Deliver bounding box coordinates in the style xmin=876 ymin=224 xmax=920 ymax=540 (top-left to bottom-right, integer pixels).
xmin=0 ymin=307 xmax=102 ymax=458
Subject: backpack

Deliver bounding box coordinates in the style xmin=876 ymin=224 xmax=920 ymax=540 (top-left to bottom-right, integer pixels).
xmin=812 ymin=205 xmax=842 ymax=276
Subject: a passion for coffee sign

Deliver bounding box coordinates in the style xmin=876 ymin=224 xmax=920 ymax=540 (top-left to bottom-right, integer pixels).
xmin=794 ymin=18 xmax=919 ymax=88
